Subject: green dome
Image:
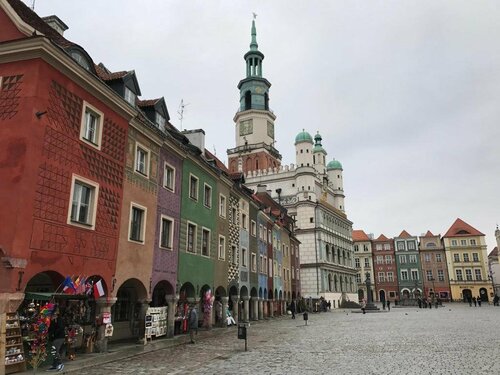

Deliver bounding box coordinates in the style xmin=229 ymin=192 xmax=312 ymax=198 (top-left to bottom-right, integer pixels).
xmin=295 ymin=130 xmax=313 ymax=144
xmin=327 ymin=160 xmax=343 ymax=170
xmin=313 ymin=145 xmax=326 ymax=153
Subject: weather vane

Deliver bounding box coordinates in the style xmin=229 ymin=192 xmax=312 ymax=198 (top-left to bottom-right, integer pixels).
xmin=253 ymin=12 xmax=257 ymax=20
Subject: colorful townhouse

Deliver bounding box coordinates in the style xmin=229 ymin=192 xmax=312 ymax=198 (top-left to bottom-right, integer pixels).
xmin=418 ymin=231 xmax=451 ymax=301
xmin=443 ymin=218 xmax=493 ymax=302
xmin=372 ymin=235 xmax=398 ymax=303
xmin=394 ymin=230 xmax=423 ymax=301
xmin=353 ymin=230 xmax=374 ymax=301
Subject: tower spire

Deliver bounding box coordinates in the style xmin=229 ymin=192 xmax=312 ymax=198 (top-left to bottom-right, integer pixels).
xmin=250 ymin=19 xmax=258 ymax=51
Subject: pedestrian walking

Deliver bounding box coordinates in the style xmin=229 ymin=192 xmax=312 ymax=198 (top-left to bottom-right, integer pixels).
xmin=387 ymin=300 xmax=391 ymax=311
xmin=290 ymin=300 xmax=296 ymax=319
xmin=417 ymin=297 xmax=422 ymax=309
xmin=468 ymin=297 xmax=472 ymax=307
xmin=188 ymin=305 xmax=198 ymax=344
xmin=382 ymin=300 xmax=386 ymax=310
xmin=48 ymin=309 xmax=65 ymax=372
xmin=361 ymin=298 xmax=366 ymax=314
xmin=477 ymin=297 xmax=482 ymax=307
xmin=493 ymin=294 xmax=499 ymax=306
xmin=472 ymin=296 xmax=477 ymax=307
xmin=214 ymin=299 xmax=222 ymax=326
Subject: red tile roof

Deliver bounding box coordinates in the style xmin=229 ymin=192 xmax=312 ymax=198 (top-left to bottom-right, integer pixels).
xmin=397 ymin=230 xmax=412 ymax=238
xmin=137 ymin=99 xmax=160 ymax=107
xmin=352 ymin=230 xmax=370 ymax=241
xmin=443 ymin=218 xmax=484 ymax=238
xmin=94 ymin=64 xmax=129 ymax=81
xmin=374 ymin=234 xmax=390 ymax=242
xmin=422 ymin=230 xmax=435 ymax=237
xmin=488 ymin=247 xmax=498 ymax=258
xmin=204 ymin=149 xmax=229 ymax=174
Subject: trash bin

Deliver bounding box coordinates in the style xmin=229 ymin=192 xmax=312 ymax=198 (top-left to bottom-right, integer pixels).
xmin=303 ymin=312 xmax=308 ymax=321
xmin=237 ymin=323 xmax=247 ymax=340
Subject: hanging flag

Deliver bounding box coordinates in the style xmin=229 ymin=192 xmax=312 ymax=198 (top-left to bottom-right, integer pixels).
xmin=73 ymin=276 xmax=81 ymax=294
xmin=78 ymin=276 xmax=87 ymax=294
xmin=85 ymin=279 xmax=93 ymax=295
xmin=62 ymin=276 xmax=76 ymax=294
xmin=93 ymin=279 xmax=105 ymax=297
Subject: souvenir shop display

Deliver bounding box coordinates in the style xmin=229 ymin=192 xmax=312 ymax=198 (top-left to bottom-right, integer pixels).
xmin=145 ymin=307 xmax=167 ymax=339
xmin=5 ymin=312 xmax=26 ymax=374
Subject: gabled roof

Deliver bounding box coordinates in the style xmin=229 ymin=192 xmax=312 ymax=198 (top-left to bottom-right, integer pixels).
xmin=352 ymin=230 xmax=370 ymax=242
xmin=397 ymin=230 xmax=412 ymax=239
xmin=204 ymin=149 xmax=229 ymax=174
xmin=488 ymin=247 xmax=498 ymax=258
xmin=443 ymin=218 xmax=484 ymax=238
xmin=95 ymin=64 xmax=128 ymax=81
xmin=423 ymin=230 xmax=435 ymax=237
xmin=374 ymin=234 xmax=390 ymax=242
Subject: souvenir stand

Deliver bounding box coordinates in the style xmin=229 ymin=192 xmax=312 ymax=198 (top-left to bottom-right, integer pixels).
xmin=145 ymin=307 xmax=167 ymax=341
xmin=5 ymin=312 xmax=26 ymax=374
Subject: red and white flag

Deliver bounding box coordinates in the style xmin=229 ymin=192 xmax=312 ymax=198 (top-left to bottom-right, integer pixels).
xmin=93 ymin=279 xmax=105 ymax=297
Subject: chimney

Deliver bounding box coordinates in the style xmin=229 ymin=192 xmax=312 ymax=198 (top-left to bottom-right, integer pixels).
xmin=182 ymin=129 xmax=205 ymax=154
xmin=42 ymin=15 xmax=68 ymax=36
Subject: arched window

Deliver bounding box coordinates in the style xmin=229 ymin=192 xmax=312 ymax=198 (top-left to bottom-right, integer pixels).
xmin=244 ymin=91 xmax=251 ymax=110
xmin=325 ymin=244 xmax=330 ymax=262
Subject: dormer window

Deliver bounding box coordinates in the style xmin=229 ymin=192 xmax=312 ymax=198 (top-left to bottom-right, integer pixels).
xmin=70 ymin=51 xmax=91 ymax=71
xmin=124 ymin=87 xmax=136 ymax=106
xmin=156 ymin=112 xmax=166 ymax=131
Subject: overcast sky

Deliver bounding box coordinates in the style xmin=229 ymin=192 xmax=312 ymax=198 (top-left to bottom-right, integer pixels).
xmin=31 ymin=0 xmax=500 ymax=251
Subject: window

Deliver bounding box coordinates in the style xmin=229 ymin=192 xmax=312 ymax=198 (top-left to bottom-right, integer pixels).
xmin=267 ymin=230 xmax=271 ymax=243
xmin=354 ymin=245 xmax=359 ymax=252
xmin=124 ymin=87 xmax=136 ymax=106
xmin=475 ymin=269 xmax=482 ymax=281
xmin=232 ymin=207 xmax=237 ymax=224
xmin=80 ymin=102 xmax=103 ymax=149
xmin=424 ymin=254 xmax=431 ymax=262
xmin=385 ymin=255 xmax=392 ymax=264
xmin=242 ymin=248 xmax=247 ymax=267
xmin=384 ymin=243 xmax=391 ymax=250
xmin=376 ymin=255 xmax=383 ymax=264
xmin=292 ymin=267 xmax=295 ymax=279
xmin=135 ymin=144 xmax=149 ymax=176
xmin=187 ymin=223 xmax=196 ymax=253
xmin=203 ymin=184 xmax=212 ymax=208
xmin=397 ymin=242 xmax=405 ymax=251
xmin=472 ymin=253 xmax=479 ymax=262
xmin=453 ymin=254 xmax=460 ymax=262
xmin=251 ymin=253 xmax=257 ymax=272
xmin=189 ymin=175 xmax=199 ymax=200
xmin=156 ymin=112 xmax=166 ymax=131
xmin=401 ymin=270 xmax=409 ymax=281
xmin=455 ymin=269 xmax=463 ymax=281
xmin=463 ymin=253 xmax=470 ymax=262
xmin=470 ymin=239 xmax=477 ymax=245
xmin=231 ymin=245 xmax=237 ymax=264
xmin=436 ymin=254 xmax=442 ymax=262
xmin=465 ymin=269 xmax=473 ymax=281
xmin=376 ymin=244 xmax=382 ymax=251
xmin=242 ymin=213 xmax=248 ymax=230
xmin=160 ymin=216 xmax=173 ymax=249
xmin=438 ymin=269 xmax=445 ymax=281
xmin=202 ymin=229 xmax=210 ymax=256
xmin=363 ymin=245 xmax=369 ymax=252
xmin=411 ymin=269 xmax=419 ymax=280
xmin=451 ymin=240 xmax=458 ymax=246
xmin=407 ymin=241 xmax=416 ymax=250
xmin=163 ymin=163 xmax=175 ymax=191
xmin=259 ymin=255 xmax=263 ymax=272
xmin=268 ymin=260 xmax=273 ymax=276
xmin=251 ymin=221 xmax=257 ymax=236
xmin=399 ymin=255 xmax=407 ymax=264
xmin=129 ymin=204 xmax=146 ymax=243
xmin=356 ymin=274 xmax=361 ymax=283
xmin=426 ymin=270 xmax=433 ymax=281
xmin=219 ymin=195 xmax=226 ymax=218
xmin=460 ymin=239 xmax=467 ymax=246
xmin=387 ymin=272 xmax=394 ymax=282
xmin=364 ymin=258 xmax=370 ymax=268
xmin=355 ymin=258 xmax=360 ymax=268
xmin=218 ymin=236 xmax=225 ymax=260
xmin=264 ymin=256 xmax=268 ymax=274
xmin=378 ymin=272 xmax=385 ymax=282
xmin=68 ymin=176 xmax=98 ymax=229
xmin=409 ymin=255 xmax=417 ymax=263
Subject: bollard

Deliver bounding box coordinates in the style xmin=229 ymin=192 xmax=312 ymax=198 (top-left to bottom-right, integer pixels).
xmin=238 ymin=323 xmax=248 ymax=351
xmin=303 ymin=312 xmax=308 ymax=326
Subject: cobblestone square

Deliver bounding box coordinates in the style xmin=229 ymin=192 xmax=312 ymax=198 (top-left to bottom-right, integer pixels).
xmin=70 ymin=304 xmax=500 ymax=375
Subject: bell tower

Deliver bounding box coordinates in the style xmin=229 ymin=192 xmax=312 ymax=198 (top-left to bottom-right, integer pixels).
xmin=227 ymin=18 xmax=282 ymax=174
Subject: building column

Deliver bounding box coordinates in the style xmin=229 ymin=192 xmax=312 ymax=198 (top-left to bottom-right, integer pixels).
xmin=251 ymin=298 xmax=258 ymax=321
xmin=269 ymin=299 xmax=274 ymax=318
xmin=230 ymin=295 xmax=239 ymax=323
xmin=95 ymin=297 xmax=117 ymax=352
xmin=138 ymin=298 xmax=151 ymax=344
xmin=221 ymin=296 xmax=229 ymax=327
xmin=258 ymin=298 xmax=264 ymax=320
xmin=242 ymin=296 xmax=250 ymax=322
xmin=165 ymin=295 xmax=178 ymax=338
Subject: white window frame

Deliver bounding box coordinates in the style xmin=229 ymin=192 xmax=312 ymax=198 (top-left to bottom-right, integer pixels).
xmin=241 ymin=213 xmax=248 ymax=230
xmin=135 ymin=142 xmax=150 ymax=177
xmin=387 ymin=272 xmax=394 ymax=282
xmin=124 ymin=86 xmax=136 ymax=106
xmin=231 ymin=245 xmax=238 ymax=265
xmin=79 ymin=101 xmax=103 ymax=150
xmin=436 ymin=253 xmax=442 ymax=262
xmin=401 ymin=270 xmax=409 ymax=281
xmin=411 ymin=269 xmax=419 ymax=280
xmin=219 ymin=194 xmax=226 ymax=218
xmin=187 ymin=221 xmax=197 ymax=253
xmin=264 ymin=256 xmax=268 ymax=275
xmin=251 ymin=220 xmax=257 ymax=237
xmin=470 ymin=239 xmax=477 ymax=245
xmin=218 ymin=235 xmax=226 ymax=260
xmin=67 ymin=174 xmax=99 ymax=230
xmin=203 ymin=183 xmax=212 ymax=208
xmin=242 ymin=247 xmax=247 ymax=267
xmin=128 ymin=202 xmax=147 ymax=244
xmin=189 ymin=174 xmax=199 ymax=201
xmin=159 ymin=215 xmax=174 ymax=250
xmin=156 ymin=112 xmax=166 ymax=131
xmin=409 ymin=254 xmax=417 ymax=263
xmin=163 ymin=162 xmax=175 ymax=191
xmin=259 ymin=254 xmax=263 ymax=273
xmin=201 ymin=227 xmax=211 ymax=257
xmin=472 ymin=253 xmax=479 ymax=262
xmin=251 ymin=253 xmax=257 ymax=272
xmin=456 ymin=269 xmax=463 ymax=281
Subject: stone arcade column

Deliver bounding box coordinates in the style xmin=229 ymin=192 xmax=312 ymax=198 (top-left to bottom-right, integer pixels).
xmin=230 ymin=295 xmax=239 ymax=323
xmin=138 ymin=298 xmax=151 ymax=344
xmin=251 ymin=298 xmax=258 ymax=321
xmin=221 ymin=297 xmax=229 ymax=327
xmin=95 ymin=297 xmax=117 ymax=352
xmin=258 ymin=298 xmax=264 ymax=320
xmin=242 ymin=296 xmax=250 ymax=322
xmin=165 ymin=295 xmax=178 ymax=338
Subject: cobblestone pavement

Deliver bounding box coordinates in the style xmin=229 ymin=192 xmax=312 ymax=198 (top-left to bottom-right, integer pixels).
xmin=70 ymin=304 xmax=500 ymax=375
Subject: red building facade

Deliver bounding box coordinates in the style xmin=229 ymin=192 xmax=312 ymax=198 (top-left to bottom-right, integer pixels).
xmin=372 ymin=234 xmax=399 ymax=303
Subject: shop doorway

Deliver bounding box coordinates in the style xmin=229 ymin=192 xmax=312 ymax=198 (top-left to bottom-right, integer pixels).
xmin=462 ymin=288 xmax=472 ymax=302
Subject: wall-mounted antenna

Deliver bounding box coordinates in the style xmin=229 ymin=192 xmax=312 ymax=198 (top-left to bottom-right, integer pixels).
xmin=177 ymin=99 xmax=189 ymax=131
xmin=29 ymin=0 xmax=35 ymax=10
